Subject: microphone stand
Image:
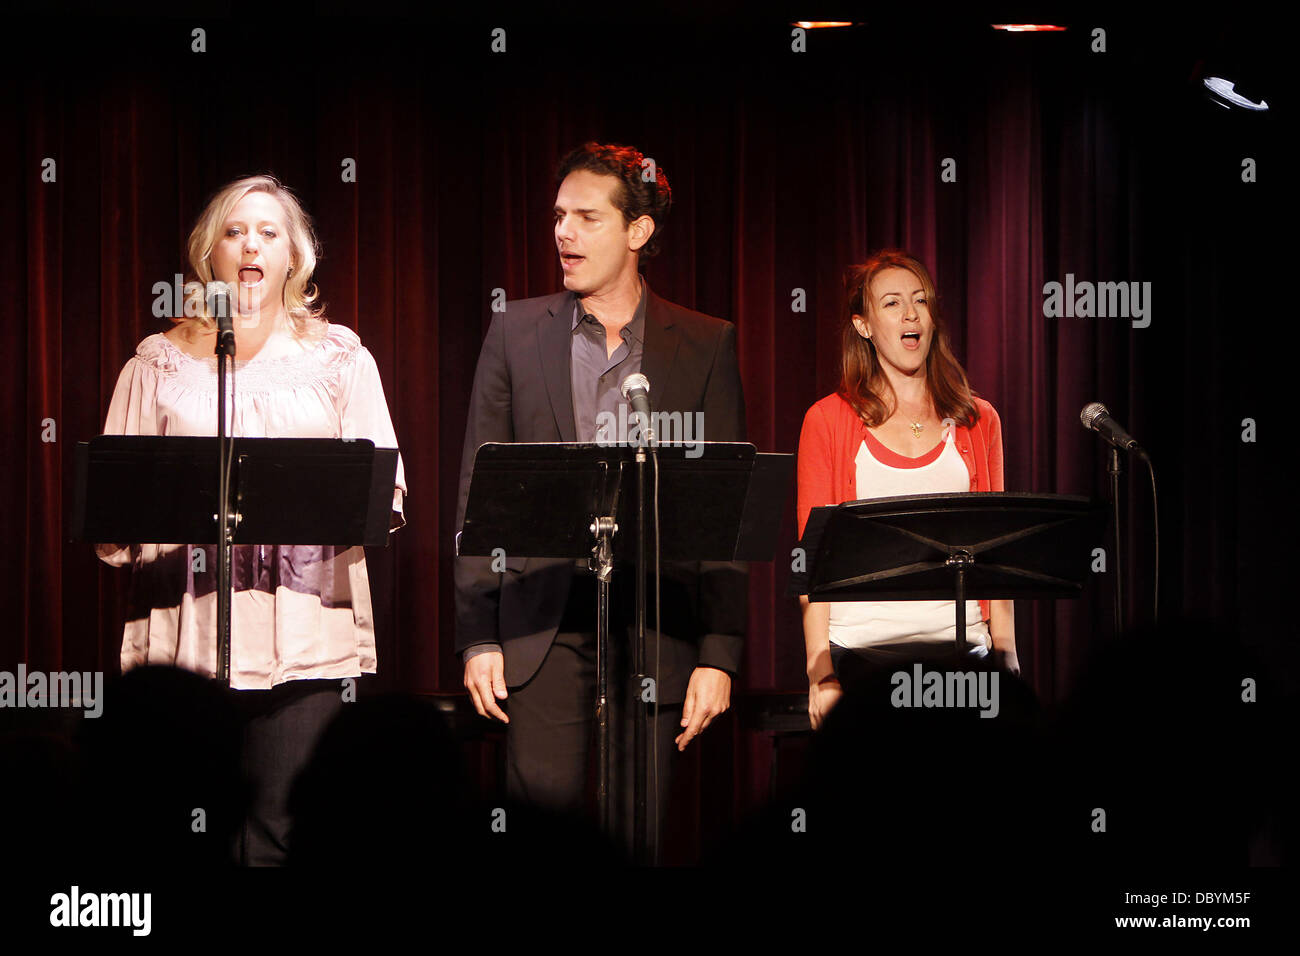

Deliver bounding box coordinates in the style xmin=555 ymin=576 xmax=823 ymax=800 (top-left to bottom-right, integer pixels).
xmin=632 ymin=410 xmax=656 ymax=866
xmin=1084 ymin=405 xmax=1141 ymax=642
xmin=1109 ymin=446 xmax=1123 ymax=640
xmin=215 ymin=307 xmax=235 ymax=687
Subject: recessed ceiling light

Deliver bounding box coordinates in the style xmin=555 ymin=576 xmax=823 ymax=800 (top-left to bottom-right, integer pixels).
xmin=991 ymin=23 xmax=1067 ymax=32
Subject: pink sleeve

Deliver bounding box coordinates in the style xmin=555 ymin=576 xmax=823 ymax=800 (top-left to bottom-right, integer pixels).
xmin=339 ymin=346 xmax=407 ymax=529
xmin=102 ymin=357 xmax=161 ymax=437
xmin=96 ymin=357 xmax=160 ymax=566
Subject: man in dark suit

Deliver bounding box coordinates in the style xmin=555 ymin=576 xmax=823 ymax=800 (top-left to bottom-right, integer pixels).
xmin=455 ymin=143 xmax=746 ymax=849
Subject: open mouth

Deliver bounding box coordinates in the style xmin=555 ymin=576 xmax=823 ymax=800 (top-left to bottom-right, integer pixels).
xmin=560 ymin=252 xmax=585 ymax=269
xmin=238 ymin=266 xmax=264 ymax=287
xmin=901 ymin=331 xmax=922 ymax=349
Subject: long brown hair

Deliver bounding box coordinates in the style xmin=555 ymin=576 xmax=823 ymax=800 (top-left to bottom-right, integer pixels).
xmin=838 ymin=250 xmax=979 ymax=428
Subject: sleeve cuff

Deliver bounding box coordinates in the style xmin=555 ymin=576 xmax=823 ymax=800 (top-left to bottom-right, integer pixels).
xmin=695 ymin=632 xmax=744 ymax=676
xmin=463 ymin=643 xmax=503 ymax=663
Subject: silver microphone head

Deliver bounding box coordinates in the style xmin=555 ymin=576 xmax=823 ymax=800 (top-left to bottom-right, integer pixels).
xmin=205 ymin=280 xmax=234 ymax=319
xmin=1080 ymin=402 xmax=1108 ymax=429
xmin=620 ymin=372 xmax=650 ymax=399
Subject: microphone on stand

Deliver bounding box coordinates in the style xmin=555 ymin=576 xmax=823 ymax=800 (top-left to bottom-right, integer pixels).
xmin=1081 ymin=401 xmax=1160 ymax=635
xmin=1080 ymin=402 xmax=1147 ymax=460
xmin=620 ymin=370 xmax=662 ymax=863
xmin=206 ymin=279 xmax=237 ymax=684
xmin=206 ymin=281 xmax=235 ymax=356
xmin=621 ymin=372 xmax=656 ymax=447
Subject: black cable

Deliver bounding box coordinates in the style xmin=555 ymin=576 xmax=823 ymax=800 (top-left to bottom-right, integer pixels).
xmin=1145 ymin=454 xmax=1158 ymax=625
xmin=225 ymin=357 xmax=236 ymax=495
xmin=651 ymin=446 xmax=661 ymax=863
xmin=216 ymin=350 xmax=237 ymax=683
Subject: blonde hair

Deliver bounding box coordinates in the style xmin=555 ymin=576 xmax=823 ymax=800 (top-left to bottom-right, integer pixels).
xmin=177 ymin=174 xmax=326 ymax=338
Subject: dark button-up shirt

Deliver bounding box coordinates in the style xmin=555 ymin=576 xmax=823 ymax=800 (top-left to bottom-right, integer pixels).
xmin=569 ymin=278 xmax=647 ymax=443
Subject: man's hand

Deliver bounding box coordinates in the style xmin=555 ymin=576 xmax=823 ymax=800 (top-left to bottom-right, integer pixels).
xmin=675 ymin=666 xmax=731 ymax=751
xmin=464 ymin=651 xmax=509 ymax=723
xmin=808 ymin=674 xmax=843 ymax=730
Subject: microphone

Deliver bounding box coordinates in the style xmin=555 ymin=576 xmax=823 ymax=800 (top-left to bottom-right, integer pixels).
xmin=1080 ymin=402 xmax=1147 ymax=459
xmin=206 ymin=281 xmax=234 ymax=354
xmin=620 ymin=373 xmax=656 ymax=446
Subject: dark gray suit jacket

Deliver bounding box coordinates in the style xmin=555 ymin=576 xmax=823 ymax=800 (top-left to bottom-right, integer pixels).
xmin=453 ymin=286 xmax=748 ymax=703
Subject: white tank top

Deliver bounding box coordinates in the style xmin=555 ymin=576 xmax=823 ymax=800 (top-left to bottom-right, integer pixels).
xmin=827 ymin=424 xmax=990 ymax=651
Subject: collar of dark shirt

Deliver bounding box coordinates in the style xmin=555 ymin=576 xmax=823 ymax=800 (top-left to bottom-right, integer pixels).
xmin=571 ymin=276 xmax=647 ymax=345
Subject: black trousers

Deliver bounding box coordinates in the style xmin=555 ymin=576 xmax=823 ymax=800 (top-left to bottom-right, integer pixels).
xmin=232 ymin=678 xmax=344 ymax=866
xmin=505 ymin=573 xmax=681 ymax=859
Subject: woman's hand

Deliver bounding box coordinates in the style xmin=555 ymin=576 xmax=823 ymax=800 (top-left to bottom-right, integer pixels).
xmin=801 ymin=595 xmax=836 ymax=730
xmin=808 ymin=674 xmax=843 ymax=730
xmin=994 ymin=647 xmax=1021 ymax=677
xmin=989 ymin=600 xmax=1018 ymax=676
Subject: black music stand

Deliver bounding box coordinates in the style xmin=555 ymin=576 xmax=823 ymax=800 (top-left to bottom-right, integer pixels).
xmin=458 ymin=440 xmax=792 ymax=863
xmin=790 ymin=492 xmax=1107 ymax=657
xmin=74 ymin=436 xmax=401 ymax=684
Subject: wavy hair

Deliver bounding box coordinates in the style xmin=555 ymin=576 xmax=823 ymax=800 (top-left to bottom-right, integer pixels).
xmin=838 ymin=250 xmax=979 ymax=428
xmin=177 ymin=174 xmax=325 ymax=337
xmin=556 ymin=142 xmax=672 ymax=259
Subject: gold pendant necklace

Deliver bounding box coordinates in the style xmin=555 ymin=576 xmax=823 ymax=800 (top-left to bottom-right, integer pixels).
xmin=910 ymin=421 xmax=925 ymax=438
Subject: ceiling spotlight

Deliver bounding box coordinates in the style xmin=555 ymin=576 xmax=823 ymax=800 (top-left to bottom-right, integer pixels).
xmin=991 ymin=23 xmax=1067 ymax=32
xmin=792 ymin=21 xmax=856 ymax=29
xmin=1202 ymin=76 xmax=1269 ymax=111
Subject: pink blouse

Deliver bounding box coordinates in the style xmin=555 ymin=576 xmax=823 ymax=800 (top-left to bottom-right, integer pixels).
xmin=96 ymin=323 xmax=407 ymax=690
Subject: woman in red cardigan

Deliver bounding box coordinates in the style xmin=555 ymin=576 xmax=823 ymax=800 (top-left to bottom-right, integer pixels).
xmin=797 ymin=251 xmax=1018 ymax=729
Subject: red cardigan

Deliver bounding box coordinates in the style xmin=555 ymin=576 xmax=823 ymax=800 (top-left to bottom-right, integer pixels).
xmin=796 ymin=391 xmax=1005 ymax=621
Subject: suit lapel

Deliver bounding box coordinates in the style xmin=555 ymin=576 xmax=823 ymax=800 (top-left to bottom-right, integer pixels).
xmin=542 ymin=285 xmax=680 ymax=440
xmin=539 ymin=293 xmax=578 ymax=442
xmin=642 ymin=288 xmax=680 ymax=409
